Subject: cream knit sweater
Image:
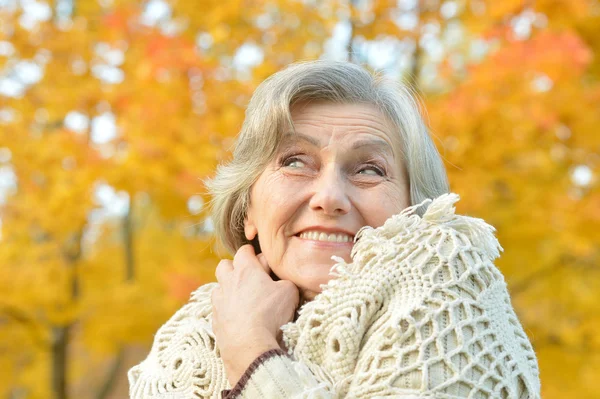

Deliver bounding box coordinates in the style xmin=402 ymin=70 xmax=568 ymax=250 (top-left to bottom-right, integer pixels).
xmin=128 ymin=193 xmax=541 ymax=398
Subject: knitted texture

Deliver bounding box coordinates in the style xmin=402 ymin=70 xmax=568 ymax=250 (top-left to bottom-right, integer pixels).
xmin=128 ymin=193 xmax=540 ymax=398
xmin=128 ymin=283 xmax=230 ymax=398
xmin=221 ymin=349 xmax=288 ymax=398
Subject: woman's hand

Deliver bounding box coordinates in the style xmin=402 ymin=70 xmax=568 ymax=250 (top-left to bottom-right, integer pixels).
xmin=211 ymin=244 xmax=300 ymax=387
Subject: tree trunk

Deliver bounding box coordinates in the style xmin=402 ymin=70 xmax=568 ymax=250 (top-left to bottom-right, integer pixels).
xmin=123 ymin=201 xmax=135 ymax=281
xmin=51 ymin=325 xmax=70 ymax=399
xmin=51 ymin=230 xmax=83 ymax=399
xmin=410 ymin=41 xmax=422 ymax=88
xmin=409 ymin=2 xmax=422 ymax=88
xmin=95 ymin=351 xmax=125 ymax=399
xmin=95 ymin=199 xmax=136 ymax=399
xmin=347 ymin=0 xmax=356 ymax=62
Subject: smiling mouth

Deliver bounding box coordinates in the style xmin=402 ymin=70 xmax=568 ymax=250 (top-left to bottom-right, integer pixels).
xmin=296 ymin=231 xmax=354 ymax=243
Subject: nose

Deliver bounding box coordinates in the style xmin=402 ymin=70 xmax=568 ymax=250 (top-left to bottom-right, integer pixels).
xmin=308 ymin=166 xmax=351 ymax=216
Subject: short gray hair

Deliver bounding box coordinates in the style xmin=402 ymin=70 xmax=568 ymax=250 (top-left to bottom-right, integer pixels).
xmin=205 ymin=60 xmax=449 ymax=254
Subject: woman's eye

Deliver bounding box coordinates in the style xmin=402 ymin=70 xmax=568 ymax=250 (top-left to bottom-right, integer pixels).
xmin=283 ymin=157 xmax=306 ymax=168
xmin=357 ymin=165 xmax=385 ymax=176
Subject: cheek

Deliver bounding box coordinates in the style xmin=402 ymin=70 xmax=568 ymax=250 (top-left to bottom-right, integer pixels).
xmin=252 ymin=175 xmax=305 ymax=258
xmin=360 ymin=186 xmax=409 ymax=226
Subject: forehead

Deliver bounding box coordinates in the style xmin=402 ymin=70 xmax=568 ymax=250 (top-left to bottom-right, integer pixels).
xmin=287 ymin=101 xmax=401 ymax=155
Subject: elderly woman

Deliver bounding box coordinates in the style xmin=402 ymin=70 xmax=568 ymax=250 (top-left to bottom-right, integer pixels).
xmin=128 ymin=61 xmax=540 ymax=398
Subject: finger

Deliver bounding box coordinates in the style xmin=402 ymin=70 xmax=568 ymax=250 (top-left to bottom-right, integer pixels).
xmin=210 ymin=288 xmax=221 ymax=324
xmin=233 ymin=245 xmax=273 ymax=278
xmin=233 ymin=244 xmax=254 ymax=267
xmin=233 ymin=244 xmax=269 ymax=274
xmin=210 ymin=286 xmax=218 ymax=305
xmin=278 ymin=280 xmax=300 ymax=308
xmin=215 ymin=260 xmax=233 ymax=283
xmin=256 ymin=253 xmax=272 ymax=275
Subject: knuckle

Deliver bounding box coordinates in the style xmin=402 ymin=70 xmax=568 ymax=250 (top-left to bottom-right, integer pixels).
xmin=215 ymin=260 xmax=231 ymax=276
xmin=233 ymin=245 xmax=255 ymax=267
xmin=240 ymin=243 xmax=254 ymax=252
xmin=236 ymin=244 xmax=254 ymax=258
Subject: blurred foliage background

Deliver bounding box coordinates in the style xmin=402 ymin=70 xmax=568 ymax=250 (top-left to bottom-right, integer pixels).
xmin=0 ymin=0 xmax=598 ymax=398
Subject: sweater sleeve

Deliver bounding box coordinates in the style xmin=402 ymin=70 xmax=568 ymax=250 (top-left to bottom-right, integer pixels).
xmin=221 ymin=349 xmax=333 ymax=399
xmin=128 ymin=283 xmax=231 ymax=399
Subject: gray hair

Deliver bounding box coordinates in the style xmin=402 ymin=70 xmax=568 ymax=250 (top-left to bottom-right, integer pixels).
xmin=205 ymin=60 xmax=449 ymax=254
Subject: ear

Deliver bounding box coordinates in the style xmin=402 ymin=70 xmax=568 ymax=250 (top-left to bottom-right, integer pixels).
xmin=244 ymin=210 xmax=258 ymax=241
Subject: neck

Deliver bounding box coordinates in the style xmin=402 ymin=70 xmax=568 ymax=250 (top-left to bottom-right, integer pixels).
xmin=299 ymin=288 xmax=318 ymax=306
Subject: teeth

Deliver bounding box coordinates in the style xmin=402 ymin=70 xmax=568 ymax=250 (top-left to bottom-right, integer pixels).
xmin=299 ymin=231 xmax=353 ymax=243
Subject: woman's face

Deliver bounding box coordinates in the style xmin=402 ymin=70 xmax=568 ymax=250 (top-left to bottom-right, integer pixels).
xmin=244 ymin=102 xmax=410 ymax=301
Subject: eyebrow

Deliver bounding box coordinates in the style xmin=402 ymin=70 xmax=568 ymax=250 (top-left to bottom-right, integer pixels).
xmin=282 ymin=132 xmax=394 ymax=157
xmin=282 ymin=132 xmax=320 ymax=146
xmin=351 ymin=139 xmax=393 ymax=156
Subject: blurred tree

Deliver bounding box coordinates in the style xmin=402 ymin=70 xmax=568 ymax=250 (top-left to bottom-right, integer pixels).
xmin=424 ymin=3 xmax=600 ymax=398
xmin=0 ymin=0 xmax=337 ymax=397
xmin=344 ymin=1 xmax=600 ymax=396
xmin=0 ymin=0 xmax=598 ymax=398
